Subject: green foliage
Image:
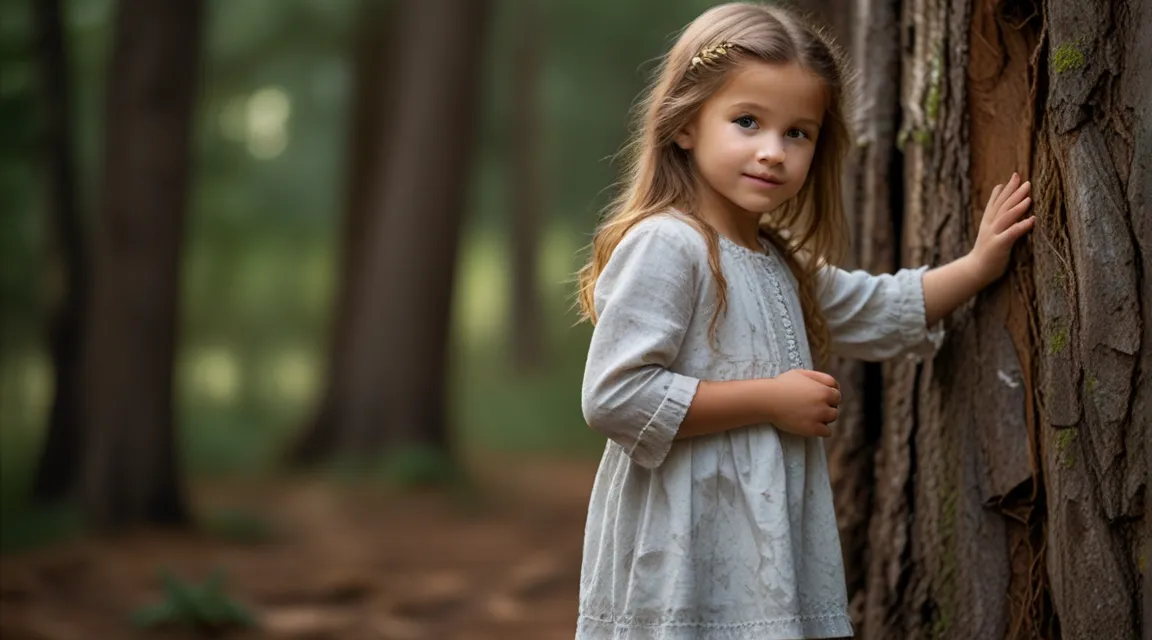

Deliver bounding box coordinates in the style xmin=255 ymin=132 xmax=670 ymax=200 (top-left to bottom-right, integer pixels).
xmin=0 ymin=503 xmax=83 ymax=554
xmin=2 ymin=0 xmax=717 ymax=512
xmin=0 ymin=0 xmax=42 ymax=355
xmin=0 ymin=426 xmax=85 ymax=554
xmin=131 ymin=568 xmax=256 ymax=633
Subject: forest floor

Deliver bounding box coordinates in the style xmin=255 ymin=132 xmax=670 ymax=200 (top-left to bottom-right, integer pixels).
xmin=0 ymin=455 xmax=598 ymax=640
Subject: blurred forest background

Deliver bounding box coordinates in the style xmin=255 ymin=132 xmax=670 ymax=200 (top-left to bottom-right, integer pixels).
xmin=1 ymin=0 xmax=1147 ymax=638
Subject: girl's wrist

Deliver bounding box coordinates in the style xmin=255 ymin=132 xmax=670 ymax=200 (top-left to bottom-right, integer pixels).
xmin=959 ymin=253 xmax=995 ymax=290
xmin=755 ymin=377 xmax=782 ymax=424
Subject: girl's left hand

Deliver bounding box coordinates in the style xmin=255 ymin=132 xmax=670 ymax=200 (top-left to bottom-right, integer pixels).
xmin=969 ymin=172 xmax=1035 ymax=285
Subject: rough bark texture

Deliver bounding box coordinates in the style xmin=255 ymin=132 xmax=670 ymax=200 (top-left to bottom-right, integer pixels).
xmin=822 ymin=0 xmax=903 ymax=621
xmin=830 ymin=0 xmax=1147 ymax=636
xmin=307 ymin=0 xmax=491 ymax=457
xmin=78 ymin=0 xmax=203 ymax=528
xmin=31 ymin=0 xmax=88 ymax=503
xmin=1034 ymin=0 xmax=1147 ymax=635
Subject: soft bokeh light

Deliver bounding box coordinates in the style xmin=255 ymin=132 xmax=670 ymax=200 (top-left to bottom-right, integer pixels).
xmin=188 ymin=347 xmax=241 ymax=406
xmin=267 ymin=347 xmax=318 ymax=404
xmin=245 ymin=86 xmax=291 ymax=159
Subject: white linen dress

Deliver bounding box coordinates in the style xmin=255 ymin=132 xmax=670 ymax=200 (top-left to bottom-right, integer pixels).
xmin=577 ymin=212 xmax=943 ymax=639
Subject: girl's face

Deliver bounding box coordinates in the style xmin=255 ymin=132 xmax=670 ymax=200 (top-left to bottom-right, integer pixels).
xmin=676 ymin=61 xmax=827 ymax=222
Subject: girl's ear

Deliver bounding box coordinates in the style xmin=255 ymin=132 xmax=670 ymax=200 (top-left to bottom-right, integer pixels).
xmin=675 ymin=122 xmax=696 ymax=150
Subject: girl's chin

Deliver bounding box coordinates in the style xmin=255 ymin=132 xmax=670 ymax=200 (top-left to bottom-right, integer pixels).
xmin=731 ymin=194 xmax=782 ymax=212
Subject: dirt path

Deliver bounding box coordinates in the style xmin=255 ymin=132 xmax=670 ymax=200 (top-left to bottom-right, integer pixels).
xmin=0 ymin=455 xmax=599 ymax=639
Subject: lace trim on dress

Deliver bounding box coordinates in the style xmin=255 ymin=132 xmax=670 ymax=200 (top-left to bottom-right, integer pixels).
xmin=716 ymin=235 xmax=804 ymax=369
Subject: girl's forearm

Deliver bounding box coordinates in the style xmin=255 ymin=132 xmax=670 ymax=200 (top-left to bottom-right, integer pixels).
xmin=676 ymin=379 xmax=772 ymax=440
xmin=921 ymin=255 xmax=992 ymax=327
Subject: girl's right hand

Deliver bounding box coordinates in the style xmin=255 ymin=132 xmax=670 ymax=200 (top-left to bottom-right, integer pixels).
xmin=763 ymin=369 xmax=841 ymax=438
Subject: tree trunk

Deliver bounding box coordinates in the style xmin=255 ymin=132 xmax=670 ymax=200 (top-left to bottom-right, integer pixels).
xmin=1031 ymin=0 xmax=1147 ymax=634
xmin=300 ymin=0 xmax=491 ymax=460
xmin=822 ymin=0 xmax=903 ymax=620
xmin=287 ymin=0 xmax=404 ymax=464
xmin=78 ymin=0 xmax=203 ymax=529
xmin=31 ymin=0 xmax=88 ymax=504
xmin=508 ymin=0 xmax=546 ymax=372
xmin=834 ymin=0 xmax=1147 ymax=635
xmin=834 ymin=0 xmax=1147 ymax=636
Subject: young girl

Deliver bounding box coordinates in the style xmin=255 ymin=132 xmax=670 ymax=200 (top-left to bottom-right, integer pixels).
xmin=574 ymin=3 xmax=1034 ymax=639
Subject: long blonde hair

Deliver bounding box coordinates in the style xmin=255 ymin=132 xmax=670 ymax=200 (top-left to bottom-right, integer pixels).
xmin=575 ymin=2 xmax=853 ymax=362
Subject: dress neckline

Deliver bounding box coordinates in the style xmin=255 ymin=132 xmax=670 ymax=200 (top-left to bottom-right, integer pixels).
xmin=665 ymin=207 xmax=777 ymax=262
xmin=717 ymin=231 xmax=774 ymax=260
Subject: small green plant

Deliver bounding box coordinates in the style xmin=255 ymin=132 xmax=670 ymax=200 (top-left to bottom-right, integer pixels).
xmin=131 ymin=568 xmax=256 ymax=633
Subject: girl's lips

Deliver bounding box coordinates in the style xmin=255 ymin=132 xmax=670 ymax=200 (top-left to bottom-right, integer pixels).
xmin=743 ymin=174 xmax=784 ymax=188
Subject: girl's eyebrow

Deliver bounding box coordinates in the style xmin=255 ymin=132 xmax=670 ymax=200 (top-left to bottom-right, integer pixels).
xmin=730 ymin=101 xmax=822 ymax=130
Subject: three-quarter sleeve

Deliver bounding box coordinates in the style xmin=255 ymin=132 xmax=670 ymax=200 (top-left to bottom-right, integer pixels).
xmin=581 ymin=218 xmax=702 ymax=469
xmin=818 ymin=265 xmax=945 ymax=362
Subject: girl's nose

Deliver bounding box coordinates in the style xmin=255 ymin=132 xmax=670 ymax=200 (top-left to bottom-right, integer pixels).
xmin=756 ymin=135 xmax=786 ymax=164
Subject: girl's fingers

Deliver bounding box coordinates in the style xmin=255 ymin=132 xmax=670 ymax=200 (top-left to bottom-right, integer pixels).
xmin=1002 ymin=181 xmax=1032 ymax=213
xmin=995 ymin=197 xmax=1033 ymax=232
xmin=828 ymin=388 xmax=842 ymax=407
xmin=994 ymin=173 xmax=1019 ymax=210
xmin=987 ymin=184 xmax=1004 ymax=209
xmin=983 ymin=185 xmax=1004 ymax=225
xmin=997 ymin=216 xmax=1036 ymax=244
xmin=1007 ymin=216 xmax=1036 ymax=240
xmin=797 ymin=369 xmax=838 ymax=389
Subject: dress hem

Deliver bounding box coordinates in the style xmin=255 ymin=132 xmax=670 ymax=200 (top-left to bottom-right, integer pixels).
xmin=576 ymin=611 xmax=854 ymax=639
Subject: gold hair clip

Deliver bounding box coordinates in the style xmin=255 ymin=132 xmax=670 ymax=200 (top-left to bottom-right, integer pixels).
xmin=690 ymin=41 xmax=732 ymax=69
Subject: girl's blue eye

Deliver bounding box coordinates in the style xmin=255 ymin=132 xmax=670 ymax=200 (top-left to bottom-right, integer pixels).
xmin=786 ymin=128 xmax=810 ymax=140
xmin=734 ymin=116 xmax=758 ymax=129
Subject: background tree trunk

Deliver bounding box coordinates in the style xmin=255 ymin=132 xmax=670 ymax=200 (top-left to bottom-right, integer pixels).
xmin=301 ymin=0 xmax=491 ymax=460
xmin=287 ymin=0 xmax=404 ymax=465
xmin=830 ymin=0 xmax=1148 ymax=636
xmin=31 ymin=0 xmax=87 ymax=504
xmin=78 ymin=0 xmax=203 ymax=529
xmin=508 ymin=0 xmax=546 ymax=373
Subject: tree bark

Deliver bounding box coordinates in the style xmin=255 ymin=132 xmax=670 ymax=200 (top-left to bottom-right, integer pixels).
xmin=1032 ymin=0 xmax=1147 ymax=634
xmin=30 ymin=0 xmax=88 ymax=504
xmin=508 ymin=0 xmax=546 ymax=372
xmin=822 ymin=0 xmax=903 ymax=621
xmin=297 ymin=0 xmax=491 ymax=461
xmin=836 ymin=0 xmax=1147 ymax=636
xmin=78 ymin=0 xmax=203 ymax=528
